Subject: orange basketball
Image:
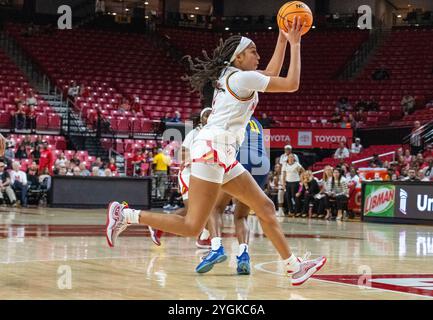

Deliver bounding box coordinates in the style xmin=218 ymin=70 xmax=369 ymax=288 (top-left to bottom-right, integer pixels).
xmin=277 ymin=1 xmax=313 ymax=36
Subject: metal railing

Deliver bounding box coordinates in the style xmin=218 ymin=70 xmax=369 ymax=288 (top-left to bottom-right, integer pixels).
xmin=313 ymin=151 xmax=396 ymax=176
xmin=402 ymin=120 xmax=433 ymax=146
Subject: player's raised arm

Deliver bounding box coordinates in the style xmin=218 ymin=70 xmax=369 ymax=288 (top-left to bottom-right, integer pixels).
xmin=265 ymin=16 xmax=304 ymax=93
xmin=261 ymin=31 xmax=288 ymax=77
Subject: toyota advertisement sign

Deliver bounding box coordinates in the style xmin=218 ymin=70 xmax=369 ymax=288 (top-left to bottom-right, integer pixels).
xmin=362 ymin=182 xmax=433 ymax=224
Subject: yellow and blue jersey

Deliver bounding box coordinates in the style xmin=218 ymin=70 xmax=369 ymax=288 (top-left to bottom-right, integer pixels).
xmin=237 ymin=116 xmax=270 ymax=187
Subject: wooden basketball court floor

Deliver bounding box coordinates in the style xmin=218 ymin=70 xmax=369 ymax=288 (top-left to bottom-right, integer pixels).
xmin=0 ymin=207 xmax=432 ymax=300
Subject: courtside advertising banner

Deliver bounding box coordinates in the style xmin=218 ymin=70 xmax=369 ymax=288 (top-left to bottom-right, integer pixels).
xmin=265 ymin=128 xmax=353 ymax=149
xmin=363 ymin=184 xmax=396 ymax=218
xmin=394 ymin=185 xmax=433 ymax=220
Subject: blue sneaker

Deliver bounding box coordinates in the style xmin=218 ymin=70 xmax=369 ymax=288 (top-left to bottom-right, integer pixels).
xmin=195 ymin=246 xmax=227 ymax=273
xmin=236 ymin=250 xmax=251 ymax=275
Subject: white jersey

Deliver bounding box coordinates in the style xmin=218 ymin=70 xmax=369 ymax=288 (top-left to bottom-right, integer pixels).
xmin=196 ymin=66 xmax=270 ymax=147
xmin=182 ymin=126 xmax=201 ymax=151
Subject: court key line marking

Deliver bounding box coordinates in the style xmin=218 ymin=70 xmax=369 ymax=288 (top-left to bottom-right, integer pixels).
xmin=254 ymin=260 xmax=433 ymax=299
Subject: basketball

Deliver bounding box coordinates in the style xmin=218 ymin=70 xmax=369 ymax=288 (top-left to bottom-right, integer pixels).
xmin=277 ymin=1 xmax=313 ymax=36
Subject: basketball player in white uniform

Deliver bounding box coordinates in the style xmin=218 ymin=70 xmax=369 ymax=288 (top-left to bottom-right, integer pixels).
xmin=148 ymin=108 xmax=213 ymax=248
xmin=106 ymin=17 xmax=326 ymax=286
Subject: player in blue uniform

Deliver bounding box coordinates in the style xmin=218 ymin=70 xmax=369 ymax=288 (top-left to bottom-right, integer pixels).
xmin=195 ymin=116 xmax=271 ymax=275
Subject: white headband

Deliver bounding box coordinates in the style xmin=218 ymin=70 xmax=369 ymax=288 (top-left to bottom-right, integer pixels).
xmin=230 ymin=37 xmax=253 ymax=62
xmin=200 ymin=107 xmax=212 ymax=119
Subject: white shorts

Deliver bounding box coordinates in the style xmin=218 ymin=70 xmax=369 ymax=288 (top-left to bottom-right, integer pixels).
xmin=191 ymin=161 xmax=246 ymax=185
xmin=190 ymin=135 xmax=245 ymax=184
xmin=178 ymin=167 xmax=191 ymax=201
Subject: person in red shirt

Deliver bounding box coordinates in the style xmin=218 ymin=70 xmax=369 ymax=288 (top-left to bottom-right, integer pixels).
xmin=38 ymin=141 xmax=54 ymax=175
xmin=131 ymin=149 xmax=145 ymax=176
xmin=131 ymin=96 xmax=142 ymax=116
xmin=108 ymin=158 xmax=117 ymax=175
xmin=423 ymin=144 xmax=433 ymax=159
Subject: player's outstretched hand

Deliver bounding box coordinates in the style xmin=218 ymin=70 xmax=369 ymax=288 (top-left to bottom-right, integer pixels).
xmin=281 ymin=16 xmax=305 ymax=45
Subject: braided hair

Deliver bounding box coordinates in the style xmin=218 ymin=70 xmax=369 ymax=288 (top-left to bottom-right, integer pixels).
xmin=183 ymin=35 xmax=242 ymax=99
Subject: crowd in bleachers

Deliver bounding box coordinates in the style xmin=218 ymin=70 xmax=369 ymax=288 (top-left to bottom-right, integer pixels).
xmin=263 ymin=134 xmax=432 ymax=221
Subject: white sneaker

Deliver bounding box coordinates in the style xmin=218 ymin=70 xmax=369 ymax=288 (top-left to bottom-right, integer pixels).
xmin=172 ymin=205 xmax=180 ymax=210
xmin=106 ymin=201 xmax=129 ymax=247
xmin=286 ymin=252 xmax=310 ymax=275
xmin=163 ymin=204 xmax=172 ymax=210
xmin=277 ymin=208 xmax=284 ymax=217
xmin=291 ymin=256 xmax=327 ymax=286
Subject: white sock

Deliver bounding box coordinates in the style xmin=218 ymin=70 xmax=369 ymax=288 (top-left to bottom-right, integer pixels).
xmin=200 ymin=228 xmax=210 ymax=240
xmin=284 ymin=254 xmax=300 ymax=273
xmin=123 ymin=208 xmax=140 ymax=224
xmin=239 ymin=243 xmax=248 ymax=255
xmin=211 ymin=237 xmax=222 ymax=251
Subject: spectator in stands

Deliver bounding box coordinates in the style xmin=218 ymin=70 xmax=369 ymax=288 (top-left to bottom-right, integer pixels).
xmin=118 ymin=98 xmax=131 ymax=113
xmin=131 ymin=149 xmax=145 ymax=176
xmin=39 ymin=167 xmax=51 ymax=189
xmin=26 ymin=91 xmax=37 ymax=107
xmin=324 ymin=168 xmax=349 ymax=221
xmin=171 ymin=110 xmax=182 ymax=123
xmin=272 ymin=163 xmax=285 ymax=217
xmin=351 ymin=138 xmax=363 ymax=154
xmin=401 ymin=94 xmax=416 ymax=116
xmin=334 ymin=142 xmax=350 ymax=160
xmin=34 ymin=135 xmax=43 ymax=148
xmin=418 ymin=169 xmax=430 ymax=182
xmin=337 ymin=97 xmax=352 ymax=112
xmin=91 ymin=166 xmax=100 ymax=177
xmin=72 ymin=166 xmax=81 ymax=177
xmin=161 ymin=112 xmax=172 ymax=123
xmin=15 ymin=144 xmax=28 ymax=160
xmin=79 ymin=163 xmax=90 ymax=177
xmin=10 ymin=161 xmax=28 ymax=207
xmin=108 ymin=158 xmax=117 ymax=175
xmin=416 ymin=153 xmax=427 ymax=169
xmin=279 ymin=145 xmax=299 ymax=165
xmin=265 ymin=173 xmax=280 ymax=208
xmin=27 ymin=165 xmax=40 ymax=190
xmin=0 ymin=162 xmax=17 ymax=206
xmin=259 ymin=113 xmax=273 ymax=129
xmin=91 ymin=157 xmax=105 ymax=176
xmin=26 ymin=105 xmax=37 ymax=132
xmin=31 ymin=145 xmax=41 ymax=164
xmin=372 ymin=66 xmax=390 ymax=80
xmin=423 ymin=158 xmax=433 ymax=180
xmin=70 ymin=154 xmax=81 ymax=167
xmin=348 ymin=114 xmax=358 ymax=130
xmin=153 ymin=149 xmax=171 ymax=199
xmin=38 ymin=141 xmax=54 ymax=175
xmin=370 ymin=154 xmax=383 ymax=167
xmin=4 ymin=142 xmax=14 ymax=168
xmin=403 ymin=169 xmax=419 ymax=182
xmin=423 ymin=144 xmax=433 ymax=158
xmin=55 ymin=152 xmax=67 ymax=168
xmin=281 ymin=154 xmax=304 ymax=217
xmin=15 ymin=103 xmax=27 ymax=130
xmin=67 ymin=81 xmax=80 ymax=100
xmin=14 ymin=89 xmax=26 ymax=105
xmin=410 ymin=121 xmax=423 ymax=155
xmin=346 ymin=167 xmax=361 ymax=188
xmin=340 ymin=116 xmax=351 ymax=129
xmin=330 ymin=107 xmax=342 ymax=123
xmin=131 ymin=96 xmax=142 ymax=116
xmin=295 ymin=170 xmax=320 ymax=218
xmin=104 ymin=168 xmax=112 ymax=177
xmin=21 ymin=135 xmax=32 ymax=148
xmin=57 ymin=165 xmax=67 ymax=176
